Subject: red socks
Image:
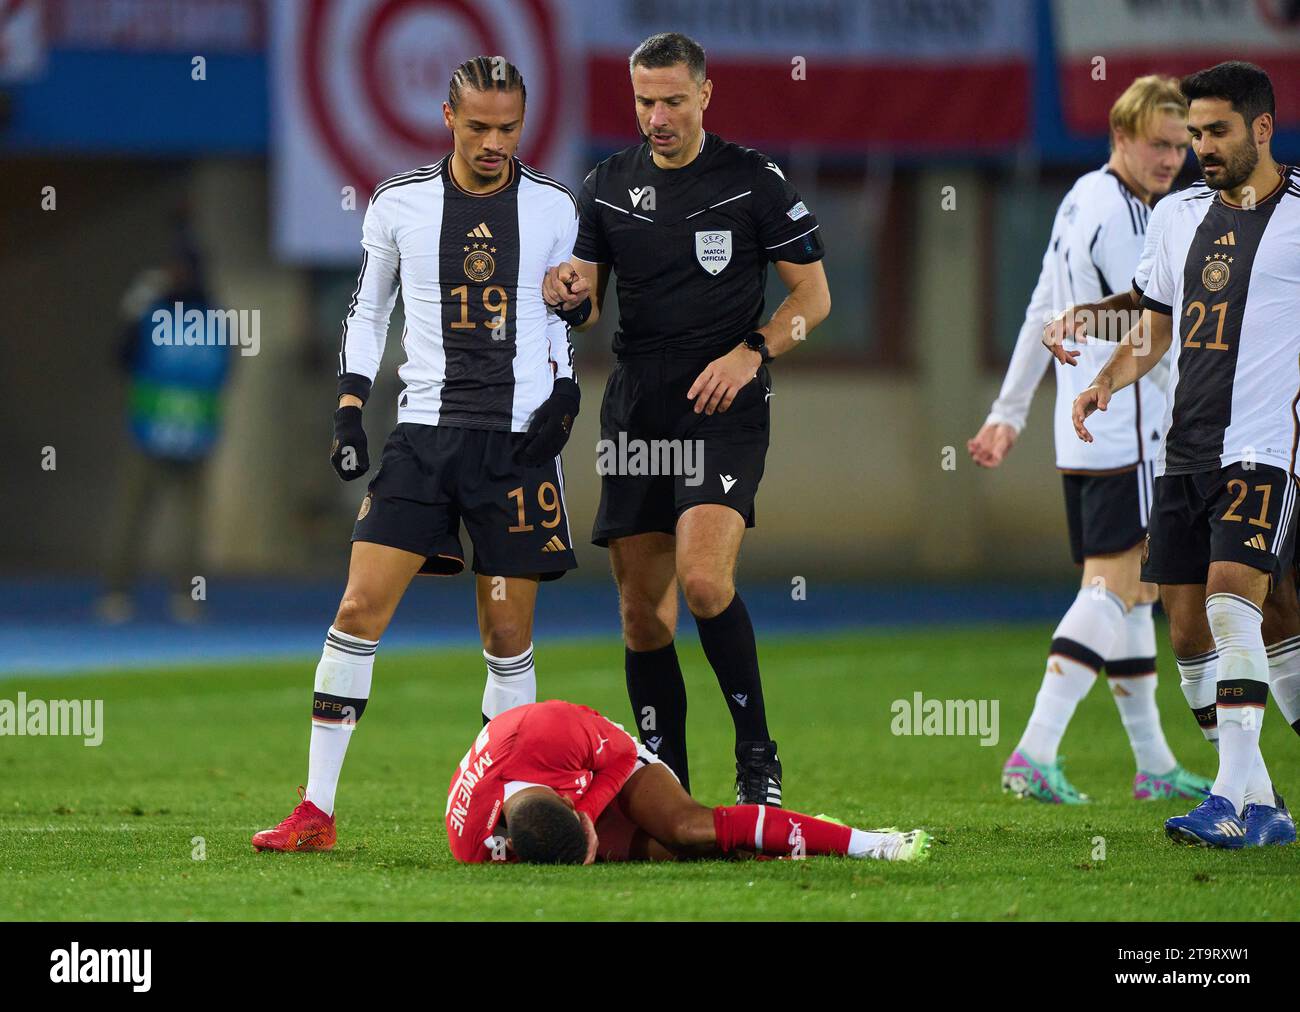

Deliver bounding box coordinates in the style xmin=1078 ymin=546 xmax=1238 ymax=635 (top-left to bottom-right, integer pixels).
xmin=713 ymin=805 xmax=851 ymax=858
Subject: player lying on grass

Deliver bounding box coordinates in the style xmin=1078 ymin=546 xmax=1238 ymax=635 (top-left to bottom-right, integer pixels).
xmin=445 ymin=700 xmax=931 ymax=864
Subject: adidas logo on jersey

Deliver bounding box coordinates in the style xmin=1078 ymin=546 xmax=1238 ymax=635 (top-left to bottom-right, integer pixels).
xmin=541 ymin=535 xmax=567 ymax=553
xmin=1213 ymin=231 xmax=1236 ymax=246
xmin=467 ymin=223 xmax=493 ymax=238
xmin=1245 ymin=534 xmax=1268 ymax=551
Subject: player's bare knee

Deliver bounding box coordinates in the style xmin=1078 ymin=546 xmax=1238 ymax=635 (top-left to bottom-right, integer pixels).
xmin=334 ymin=592 xmax=385 ymax=641
xmin=620 ymin=600 xmax=675 ymax=651
xmin=1263 ymin=582 xmax=1300 ymax=643
xmin=482 ymin=621 xmax=531 ymax=657
xmin=679 ymin=569 xmax=732 ymax=619
xmin=1167 ymin=623 xmax=1212 ymax=659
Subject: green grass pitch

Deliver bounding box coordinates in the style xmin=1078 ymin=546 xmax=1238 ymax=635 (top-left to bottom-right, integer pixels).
xmin=2 ymin=624 xmax=1297 ymax=921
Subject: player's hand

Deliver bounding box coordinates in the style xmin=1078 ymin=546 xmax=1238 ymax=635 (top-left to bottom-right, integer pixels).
xmin=543 ymin=262 xmax=589 ymax=311
xmin=1042 ymin=307 xmax=1084 ymax=366
xmin=688 ymin=344 xmax=761 ymax=415
xmin=330 ymin=406 xmax=370 ymax=481
xmin=577 ymin=811 xmax=598 ymax=866
xmin=517 ymin=377 xmax=580 ymax=465
xmin=1072 ymin=382 xmax=1111 ymax=443
xmin=967 ymin=422 xmax=1018 ymax=468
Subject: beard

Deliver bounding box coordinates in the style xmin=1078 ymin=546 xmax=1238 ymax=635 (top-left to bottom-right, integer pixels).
xmin=1199 ymin=137 xmax=1259 ymax=191
xmin=469 ymin=163 xmax=506 ymax=187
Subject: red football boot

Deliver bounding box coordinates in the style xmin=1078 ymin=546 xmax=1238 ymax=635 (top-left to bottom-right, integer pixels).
xmin=251 ymin=786 xmax=336 ymax=852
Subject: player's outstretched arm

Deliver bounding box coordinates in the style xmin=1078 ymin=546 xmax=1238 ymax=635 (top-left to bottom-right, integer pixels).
xmin=1042 ymin=289 xmax=1142 ymax=365
xmin=972 ymin=250 xmax=1058 ymax=467
xmin=1073 ymin=307 xmax=1172 ymax=443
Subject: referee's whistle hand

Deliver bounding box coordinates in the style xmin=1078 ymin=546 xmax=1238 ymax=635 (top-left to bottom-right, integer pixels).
xmin=688 ymin=346 xmax=761 ymax=415
xmin=543 ymin=262 xmax=588 ymax=310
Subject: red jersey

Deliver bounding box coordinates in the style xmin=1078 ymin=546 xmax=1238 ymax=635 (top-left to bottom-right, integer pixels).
xmin=444 ymin=700 xmax=640 ymax=863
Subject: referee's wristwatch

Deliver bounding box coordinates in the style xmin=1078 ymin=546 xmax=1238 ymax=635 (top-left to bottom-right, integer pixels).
xmin=742 ymin=331 xmax=773 ymax=365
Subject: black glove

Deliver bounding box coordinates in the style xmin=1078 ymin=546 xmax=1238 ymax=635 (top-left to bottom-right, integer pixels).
xmin=517 ymin=378 xmax=580 ymax=466
xmin=330 ymin=406 xmax=370 ymax=481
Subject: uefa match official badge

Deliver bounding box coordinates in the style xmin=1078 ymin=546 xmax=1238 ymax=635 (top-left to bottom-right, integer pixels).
xmin=1202 ymin=254 xmax=1231 ymax=292
xmin=695 ymin=230 xmax=732 ymax=275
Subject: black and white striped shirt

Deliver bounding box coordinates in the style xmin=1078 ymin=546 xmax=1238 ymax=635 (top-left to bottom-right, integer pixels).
xmin=339 ymin=156 xmax=578 ymax=431
xmin=1139 ymin=165 xmax=1300 ymax=477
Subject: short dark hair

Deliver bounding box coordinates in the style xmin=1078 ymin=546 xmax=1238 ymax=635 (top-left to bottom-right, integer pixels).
xmin=628 ymin=32 xmax=706 ymax=84
xmin=1181 ymin=61 xmax=1275 ymax=128
xmin=507 ymin=795 xmax=586 ymax=865
xmin=448 ymin=56 xmax=526 ymax=113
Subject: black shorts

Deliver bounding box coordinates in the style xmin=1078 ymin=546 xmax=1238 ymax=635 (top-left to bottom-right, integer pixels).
xmin=592 ymin=356 xmax=770 ymax=547
xmin=1141 ymin=462 xmax=1298 ymax=587
xmin=1061 ymin=464 xmax=1154 ymax=564
xmin=352 ymin=424 xmax=576 ymax=580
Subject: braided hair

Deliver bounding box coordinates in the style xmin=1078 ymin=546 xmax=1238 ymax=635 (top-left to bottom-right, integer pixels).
xmin=448 ymin=56 xmax=526 ymax=113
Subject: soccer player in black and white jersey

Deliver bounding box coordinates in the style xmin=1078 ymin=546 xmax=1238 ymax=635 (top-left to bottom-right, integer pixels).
xmin=252 ymin=58 xmax=583 ymax=852
xmin=541 ymin=33 xmax=831 ymax=805
xmin=970 ymin=76 xmax=1212 ymax=805
xmin=1074 ymin=62 xmax=1300 ymax=848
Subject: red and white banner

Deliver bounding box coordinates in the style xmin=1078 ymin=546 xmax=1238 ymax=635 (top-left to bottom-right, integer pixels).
xmin=1054 ymin=0 xmax=1300 ymax=134
xmin=583 ymin=0 xmax=1034 ymax=152
xmin=272 ymin=0 xmax=579 ymax=265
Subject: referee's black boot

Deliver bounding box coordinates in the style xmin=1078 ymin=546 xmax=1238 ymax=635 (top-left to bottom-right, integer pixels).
xmin=735 ymin=740 xmax=783 ymax=807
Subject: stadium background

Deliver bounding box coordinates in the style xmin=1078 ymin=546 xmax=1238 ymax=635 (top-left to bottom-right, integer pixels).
xmin=2 ymin=0 xmax=1299 ymax=671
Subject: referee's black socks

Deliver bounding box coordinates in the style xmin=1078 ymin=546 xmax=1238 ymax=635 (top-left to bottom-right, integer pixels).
xmin=694 ymin=592 xmax=770 ymax=745
xmin=625 ymin=642 xmax=691 ymax=793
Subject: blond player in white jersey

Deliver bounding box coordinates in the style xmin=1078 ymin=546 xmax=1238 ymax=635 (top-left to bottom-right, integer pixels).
xmin=969 ymin=76 xmax=1212 ymax=804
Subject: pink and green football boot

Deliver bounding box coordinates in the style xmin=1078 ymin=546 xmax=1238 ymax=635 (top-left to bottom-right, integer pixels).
xmin=1133 ymin=764 xmax=1213 ymax=801
xmin=1001 ymin=750 xmax=1090 ymax=804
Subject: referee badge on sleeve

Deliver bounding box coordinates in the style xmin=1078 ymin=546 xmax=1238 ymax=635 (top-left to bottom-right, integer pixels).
xmin=695 ymin=231 xmax=732 ymax=275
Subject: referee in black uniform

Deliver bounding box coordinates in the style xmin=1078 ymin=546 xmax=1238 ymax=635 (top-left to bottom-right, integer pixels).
xmin=543 ymin=33 xmax=831 ymax=804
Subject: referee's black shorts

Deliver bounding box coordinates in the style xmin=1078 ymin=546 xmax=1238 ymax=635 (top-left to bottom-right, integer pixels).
xmin=592 ymin=354 xmax=770 ymax=547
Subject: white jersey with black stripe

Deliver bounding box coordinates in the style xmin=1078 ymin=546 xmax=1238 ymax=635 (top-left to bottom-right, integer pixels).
xmin=986 ymin=166 xmax=1167 ymax=471
xmin=1139 ymin=166 xmax=1300 ymax=478
xmin=338 ymin=156 xmax=578 ymax=432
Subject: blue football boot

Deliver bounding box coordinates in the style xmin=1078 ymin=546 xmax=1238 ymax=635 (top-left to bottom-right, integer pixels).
xmin=1164 ymin=793 xmax=1247 ymax=849
xmin=1244 ymin=792 xmax=1297 ymax=847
